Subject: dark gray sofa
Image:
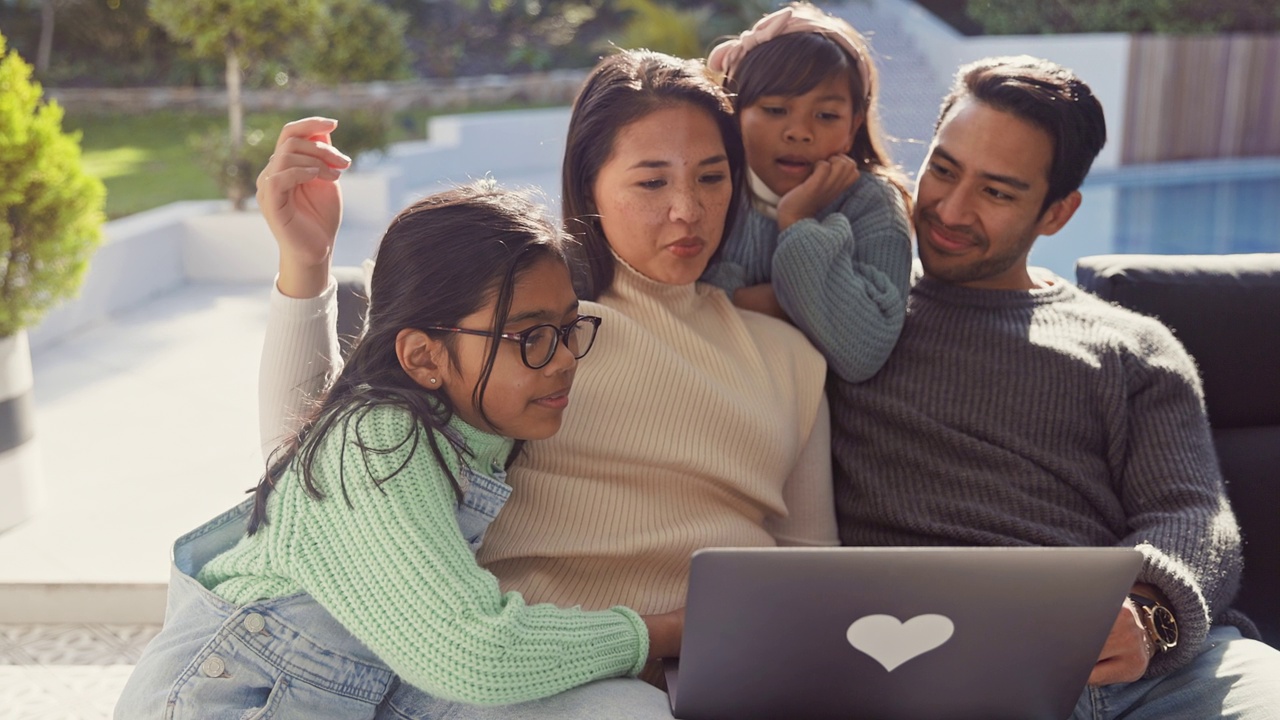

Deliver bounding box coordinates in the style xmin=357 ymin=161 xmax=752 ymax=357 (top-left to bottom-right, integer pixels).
xmin=1077 ymin=253 xmax=1280 ymax=647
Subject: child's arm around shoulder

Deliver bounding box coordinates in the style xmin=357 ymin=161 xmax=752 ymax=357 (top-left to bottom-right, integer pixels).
xmin=771 ymin=172 xmax=912 ymax=382
xmin=282 ymin=403 xmax=648 ymax=705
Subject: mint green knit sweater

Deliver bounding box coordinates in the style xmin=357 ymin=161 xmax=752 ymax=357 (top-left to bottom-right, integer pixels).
xmin=198 ymin=404 xmax=648 ymax=705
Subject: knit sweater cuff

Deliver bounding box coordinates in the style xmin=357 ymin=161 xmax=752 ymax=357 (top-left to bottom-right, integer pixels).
xmin=1134 ymin=542 xmax=1210 ymax=677
xmin=612 ymin=605 xmax=651 ymax=676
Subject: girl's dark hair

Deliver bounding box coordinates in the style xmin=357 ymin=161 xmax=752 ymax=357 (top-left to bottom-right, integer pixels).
xmin=248 ymin=181 xmax=569 ymax=534
xmin=725 ymin=5 xmax=909 ymax=204
xmin=562 ymin=49 xmax=745 ymax=300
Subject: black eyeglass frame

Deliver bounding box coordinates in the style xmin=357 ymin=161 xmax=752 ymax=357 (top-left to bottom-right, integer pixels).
xmin=424 ymin=315 xmax=601 ymax=370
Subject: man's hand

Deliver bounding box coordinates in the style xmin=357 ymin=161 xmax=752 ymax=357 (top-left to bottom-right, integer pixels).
xmin=1088 ymin=595 xmax=1155 ymax=685
xmin=256 ymin=116 xmax=352 ymax=298
xmin=775 ymin=154 xmax=860 ymax=231
xmin=733 ymin=283 xmax=789 ymax=321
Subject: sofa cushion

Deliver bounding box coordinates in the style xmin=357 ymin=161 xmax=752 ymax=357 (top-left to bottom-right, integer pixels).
xmin=1075 ymin=254 xmax=1280 ymax=429
xmin=1213 ymin=425 xmax=1280 ymax=644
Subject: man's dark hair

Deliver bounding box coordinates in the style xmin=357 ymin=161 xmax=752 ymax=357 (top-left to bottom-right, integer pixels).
xmin=936 ymin=55 xmax=1107 ymax=215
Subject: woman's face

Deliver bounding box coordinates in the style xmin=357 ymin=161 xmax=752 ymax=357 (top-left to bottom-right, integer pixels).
xmin=590 ymin=103 xmax=734 ymax=285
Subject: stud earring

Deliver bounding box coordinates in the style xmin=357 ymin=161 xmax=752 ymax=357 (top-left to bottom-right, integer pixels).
xmin=428 ymin=378 xmax=438 ymax=385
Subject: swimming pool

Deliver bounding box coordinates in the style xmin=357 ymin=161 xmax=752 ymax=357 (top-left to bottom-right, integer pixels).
xmin=1028 ymin=158 xmax=1280 ymax=279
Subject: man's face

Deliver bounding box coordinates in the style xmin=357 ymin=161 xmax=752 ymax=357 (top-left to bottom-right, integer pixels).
xmin=913 ymin=97 xmax=1079 ymax=290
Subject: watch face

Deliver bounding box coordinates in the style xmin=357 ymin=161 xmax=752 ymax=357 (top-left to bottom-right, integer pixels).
xmin=1151 ymin=606 xmax=1178 ymax=647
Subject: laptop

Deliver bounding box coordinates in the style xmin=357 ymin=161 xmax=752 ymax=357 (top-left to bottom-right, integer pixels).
xmin=665 ymin=546 xmax=1142 ymax=720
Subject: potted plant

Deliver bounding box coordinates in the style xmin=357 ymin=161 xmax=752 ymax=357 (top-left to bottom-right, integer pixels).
xmin=0 ymin=32 xmax=105 ymax=533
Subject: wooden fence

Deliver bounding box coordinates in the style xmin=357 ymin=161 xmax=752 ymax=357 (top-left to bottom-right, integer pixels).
xmin=1124 ymin=34 xmax=1280 ymax=164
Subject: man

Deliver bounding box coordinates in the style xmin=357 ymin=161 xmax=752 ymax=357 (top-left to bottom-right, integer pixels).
xmin=830 ymin=55 xmax=1280 ymax=717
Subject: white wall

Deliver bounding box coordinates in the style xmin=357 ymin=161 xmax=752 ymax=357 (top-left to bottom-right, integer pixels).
xmin=882 ymin=0 xmax=1129 ymax=170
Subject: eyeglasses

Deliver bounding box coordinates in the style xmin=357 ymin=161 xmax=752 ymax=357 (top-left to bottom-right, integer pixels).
xmin=424 ymin=315 xmax=601 ymax=370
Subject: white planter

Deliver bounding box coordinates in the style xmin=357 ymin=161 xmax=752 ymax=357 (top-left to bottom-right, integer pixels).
xmin=0 ymin=329 xmax=44 ymax=533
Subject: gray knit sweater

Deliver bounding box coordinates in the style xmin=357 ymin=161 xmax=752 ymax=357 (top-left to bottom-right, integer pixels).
xmin=831 ymin=269 xmax=1247 ymax=677
xmin=702 ymin=172 xmax=912 ymax=382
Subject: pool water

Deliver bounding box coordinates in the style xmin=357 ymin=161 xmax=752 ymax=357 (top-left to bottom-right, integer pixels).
xmin=1027 ymin=160 xmax=1280 ymax=280
xmin=1113 ymin=177 xmax=1280 ymax=255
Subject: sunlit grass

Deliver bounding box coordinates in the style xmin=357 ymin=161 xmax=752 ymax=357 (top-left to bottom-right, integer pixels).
xmin=65 ymin=111 xmax=231 ymax=219
xmin=63 ymin=103 xmax=551 ymax=220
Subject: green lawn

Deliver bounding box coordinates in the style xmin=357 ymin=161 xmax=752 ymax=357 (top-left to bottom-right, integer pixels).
xmin=64 ymin=109 xmax=435 ymax=220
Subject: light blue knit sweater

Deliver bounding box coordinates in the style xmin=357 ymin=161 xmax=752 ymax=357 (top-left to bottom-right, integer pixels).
xmin=702 ymin=172 xmax=912 ymax=382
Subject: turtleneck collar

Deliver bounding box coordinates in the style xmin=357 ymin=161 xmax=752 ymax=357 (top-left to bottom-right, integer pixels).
xmin=446 ymin=412 xmax=514 ymax=471
xmin=747 ymin=169 xmax=781 ymax=220
xmin=602 ymin=249 xmax=715 ymax=317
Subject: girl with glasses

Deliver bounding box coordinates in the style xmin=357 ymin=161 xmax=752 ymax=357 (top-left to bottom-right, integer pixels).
xmin=115 ymin=154 xmax=682 ymax=718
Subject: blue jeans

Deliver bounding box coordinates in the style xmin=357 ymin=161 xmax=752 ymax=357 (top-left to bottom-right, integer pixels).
xmin=377 ymin=676 xmax=672 ymax=719
xmin=1072 ymin=626 xmax=1280 ymax=719
xmin=115 ymin=498 xmax=396 ymax=719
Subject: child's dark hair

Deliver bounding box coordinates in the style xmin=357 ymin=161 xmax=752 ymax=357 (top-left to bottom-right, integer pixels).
xmin=722 ymin=2 xmax=908 ymax=201
xmin=248 ymin=181 xmax=570 ymax=534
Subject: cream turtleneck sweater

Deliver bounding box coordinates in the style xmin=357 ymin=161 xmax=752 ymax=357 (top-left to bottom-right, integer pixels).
xmin=259 ymin=258 xmax=834 ymax=616
xmin=478 ymin=258 xmax=834 ymax=613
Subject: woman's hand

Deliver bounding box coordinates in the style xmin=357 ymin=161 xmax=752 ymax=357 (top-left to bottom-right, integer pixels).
xmin=256 ymin=117 xmax=352 ymax=299
xmin=776 ymin=154 xmax=860 ymax=232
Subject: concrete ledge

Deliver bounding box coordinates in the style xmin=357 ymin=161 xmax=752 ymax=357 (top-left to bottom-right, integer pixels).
xmin=0 ymin=583 xmax=167 ymax=624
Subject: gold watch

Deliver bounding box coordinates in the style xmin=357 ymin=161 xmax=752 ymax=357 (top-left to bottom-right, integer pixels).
xmin=1128 ymin=593 xmax=1178 ymax=653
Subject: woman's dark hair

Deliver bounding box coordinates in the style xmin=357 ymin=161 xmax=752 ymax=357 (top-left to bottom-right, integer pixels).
xmin=562 ymin=49 xmax=745 ymax=300
xmin=936 ymin=55 xmax=1107 ymax=215
xmin=248 ymin=181 xmax=569 ymax=533
xmin=725 ymin=5 xmax=909 ymax=203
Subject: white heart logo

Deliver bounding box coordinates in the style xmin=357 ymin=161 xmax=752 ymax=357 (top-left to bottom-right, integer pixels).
xmin=845 ymin=614 xmax=955 ymax=672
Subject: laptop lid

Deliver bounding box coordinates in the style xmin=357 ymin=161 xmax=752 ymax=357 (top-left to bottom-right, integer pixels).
xmin=668 ymin=546 xmax=1142 ymax=720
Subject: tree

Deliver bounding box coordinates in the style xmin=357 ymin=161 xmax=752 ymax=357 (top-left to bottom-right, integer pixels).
xmin=148 ymin=0 xmax=411 ymax=209
xmin=0 ymin=31 xmax=104 ymax=337
xmin=965 ymin=0 xmax=1280 ymax=34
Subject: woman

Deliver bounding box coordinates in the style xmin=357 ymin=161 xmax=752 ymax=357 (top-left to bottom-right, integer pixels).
xmin=259 ymin=50 xmax=834 ymax=715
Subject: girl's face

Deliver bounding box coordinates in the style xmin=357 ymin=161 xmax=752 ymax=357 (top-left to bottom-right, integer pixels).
xmin=590 ymin=103 xmax=734 ymax=285
xmin=439 ymin=256 xmax=582 ymax=440
xmin=739 ymin=72 xmax=862 ymax=197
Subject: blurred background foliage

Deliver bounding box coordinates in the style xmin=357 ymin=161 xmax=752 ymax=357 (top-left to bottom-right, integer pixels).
xmin=3 ymin=0 xmax=1276 ymax=88
xmin=0 ymin=0 xmax=774 ymax=87
xmin=5 ymin=0 xmax=1275 ymax=216
xmin=917 ymin=0 xmax=1280 ymax=35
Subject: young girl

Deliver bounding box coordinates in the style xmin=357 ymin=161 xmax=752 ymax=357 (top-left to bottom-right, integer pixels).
xmin=115 ymin=126 xmax=679 ymax=718
xmin=702 ymin=2 xmax=913 ymax=383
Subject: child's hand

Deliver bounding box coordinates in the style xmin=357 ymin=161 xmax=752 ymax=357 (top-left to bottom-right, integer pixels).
xmin=640 ymin=607 xmax=685 ymax=660
xmin=733 ymin=283 xmax=790 ymax=322
xmin=776 ymin=155 xmax=861 ymax=231
xmin=257 ymin=117 xmax=352 ymax=298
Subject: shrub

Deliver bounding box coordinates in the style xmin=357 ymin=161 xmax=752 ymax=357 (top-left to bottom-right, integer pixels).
xmin=0 ymin=33 xmax=105 ymax=337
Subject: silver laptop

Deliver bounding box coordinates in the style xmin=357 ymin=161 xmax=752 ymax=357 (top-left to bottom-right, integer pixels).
xmin=666 ymin=546 xmax=1142 ymax=720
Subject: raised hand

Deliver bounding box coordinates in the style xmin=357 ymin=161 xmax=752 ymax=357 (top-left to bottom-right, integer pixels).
xmin=256 ymin=117 xmax=352 ymax=298
xmin=776 ymin=154 xmax=861 ymax=231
